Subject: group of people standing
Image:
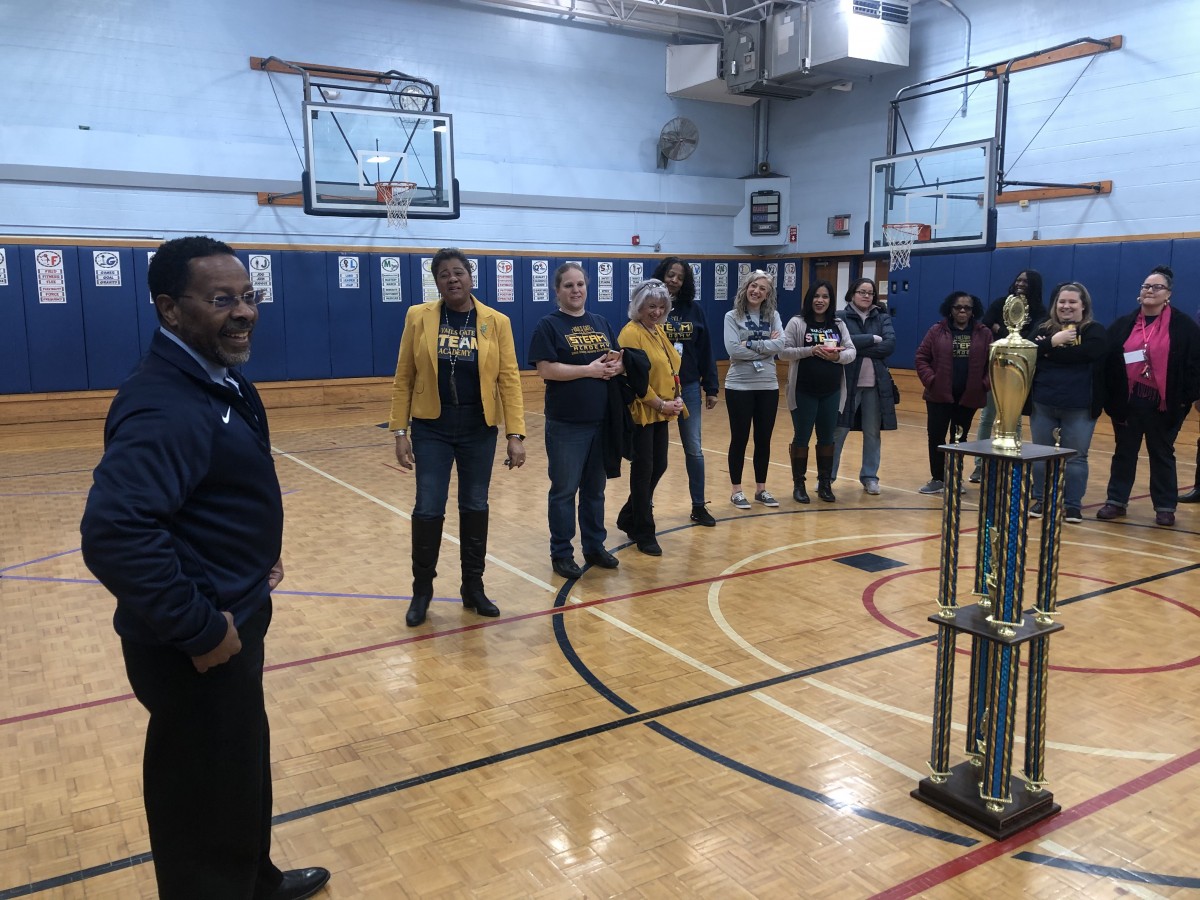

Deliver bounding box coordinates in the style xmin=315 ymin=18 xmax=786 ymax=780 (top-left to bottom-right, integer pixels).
xmin=914 ymin=266 xmax=1200 ymax=526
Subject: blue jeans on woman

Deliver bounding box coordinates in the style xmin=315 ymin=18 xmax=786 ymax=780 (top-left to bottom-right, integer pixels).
xmin=677 ymin=380 xmax=706 ymax=505
xmin=1029 ymin=403 xmax=1096 ymax=509
xmin=832 ymin=387 xmax=881 ymax=483
xmin=411 ymin=404 xmax=497 ymax=520
xmin=545 ymin=418 xmax=607 ymax=559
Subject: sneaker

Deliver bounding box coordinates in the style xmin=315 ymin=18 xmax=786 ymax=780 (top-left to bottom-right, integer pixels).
xmin=1156 ymin=510 xmax=1176 ymax=527
xmin=690 ymin=503 xmax=717 ymax=527
xmin=754 ymin=490 xmax=780 ymax=508
xmin=1064 ymin=507 xmax=1083 ymax=524
xmin=1095 ymin=503 xmax=1126 ymax=520
xmin=863 ymin=478 xmax=881 ymax=495
xmin=968 ymin=470 xmax=982 ymax=484
xmin=918 ymin=479 xmax=944 ymax=495
xmin=584 ymin=549 xmax=620 ymax=569
xmin=552 ymin=557 xmax=583 ymax=580
xmin=1029 ymin=500 xmax=1043 ymax=519
xmin=731 ymin=491 xmax=752 ymax=510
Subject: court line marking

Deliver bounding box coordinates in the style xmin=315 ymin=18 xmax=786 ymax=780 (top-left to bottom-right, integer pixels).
xmin=706 ymin=537 xmax=1177 ymax=763
xmin=1035 ymin=843 xmax=1170 ymax=899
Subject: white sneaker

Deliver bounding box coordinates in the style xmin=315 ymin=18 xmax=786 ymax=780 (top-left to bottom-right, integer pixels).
xmin=863 ymin=478 xmax=881 ymax=495
xmin=731 ymin=491 xmax=752 ymax=510
xmin=754 ymin=490 xmax=780 ymax=507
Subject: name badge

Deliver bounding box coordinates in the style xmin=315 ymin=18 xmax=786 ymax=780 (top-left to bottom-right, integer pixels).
xmin=1123 ymin=349 xmax=1146 ymax=365
xmin=673 ymin=342 xmax=684 ymax=355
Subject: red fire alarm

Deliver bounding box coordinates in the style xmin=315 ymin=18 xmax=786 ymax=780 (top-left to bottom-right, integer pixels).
xmin=632 ymin=235 xmax=640 ymax=246
xmin=787 ymin=225 xmax=797 ymax=243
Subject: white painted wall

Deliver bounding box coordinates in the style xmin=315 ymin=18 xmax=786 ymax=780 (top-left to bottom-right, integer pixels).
xmin=2 ymin=0 xmax=1197 ymax=253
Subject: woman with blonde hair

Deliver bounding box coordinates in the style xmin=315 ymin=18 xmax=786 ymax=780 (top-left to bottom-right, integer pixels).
xmin=723 ymin=271 xmax=787 ymax=509
xmin=1027 ymin=281 xmax=1107 ymax=523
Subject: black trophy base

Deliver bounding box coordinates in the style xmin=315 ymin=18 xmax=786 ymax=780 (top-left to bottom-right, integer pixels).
xmin=911 ymin=760 xmax=1060 ymax=839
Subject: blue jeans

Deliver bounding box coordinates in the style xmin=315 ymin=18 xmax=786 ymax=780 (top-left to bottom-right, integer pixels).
xmin=545 ymin=418 xmax=608 ymax=559
xmin=677 ymin=380 xmax=706 ymax=505
xmin=1030 ymin=403 xmax=1096 ymax=508
xmin=832 ymin=387 xmax=881 ymax=482
xmin=410 ymin=404 xmax=497 ymax=519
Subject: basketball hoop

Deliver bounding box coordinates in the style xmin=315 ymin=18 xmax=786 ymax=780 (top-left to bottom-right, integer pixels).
xmin=883 ymin=222 xmax=924 ymax=271
xmin=376 ymin=181 xmax=417 ymax=227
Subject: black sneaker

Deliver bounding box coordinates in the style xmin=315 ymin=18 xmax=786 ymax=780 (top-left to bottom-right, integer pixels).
xmin=552 ymin=557 xmax=583 ymax=580
xmin=1029 ymin=500 xmax=1044 ymax=519
xmin=690 ymin=503 xmax=717 ymax=526
xmin=584 ymin=549 xmax=620 ymax=569
xmin=1064 ymin=507 xmax=1083 ymax=524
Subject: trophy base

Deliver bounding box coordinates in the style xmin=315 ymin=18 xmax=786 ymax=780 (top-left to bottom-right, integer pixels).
xmin=912 ymin=760 xmax=1060 ymax=839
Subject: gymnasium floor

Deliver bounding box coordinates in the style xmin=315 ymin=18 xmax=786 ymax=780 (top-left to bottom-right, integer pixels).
xmin=2 ymin=377 xmax=1198 ymax=898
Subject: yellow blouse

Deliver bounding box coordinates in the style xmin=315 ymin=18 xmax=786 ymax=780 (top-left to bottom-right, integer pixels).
xmin=618 ymin=320 xmax=689 ymax=426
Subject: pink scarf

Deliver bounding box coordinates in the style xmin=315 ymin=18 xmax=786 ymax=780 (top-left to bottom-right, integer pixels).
xmin=1123 ymin=304 xmax=1172 ymax=411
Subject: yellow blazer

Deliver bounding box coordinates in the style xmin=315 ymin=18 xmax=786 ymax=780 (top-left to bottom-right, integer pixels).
xmin=389 ymin=297 xmax=526 ymax=434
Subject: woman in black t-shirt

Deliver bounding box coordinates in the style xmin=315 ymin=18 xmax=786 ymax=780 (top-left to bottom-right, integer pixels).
xmin=777 ymin=280 xmax=856 ymax=503
xmin=528 ymin=263 xmax=624 ymax=579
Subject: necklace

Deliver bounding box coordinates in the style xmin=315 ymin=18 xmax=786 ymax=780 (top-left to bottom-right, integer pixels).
xmin=443 ymin=302 xmax=475 ymax=405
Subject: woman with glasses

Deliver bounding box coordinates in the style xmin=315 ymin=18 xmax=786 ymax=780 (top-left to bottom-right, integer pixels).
xmin=616 ymin=279 xmax=686 ymax=556
xmin=1097 ymin=265 xmax=1200 ymax=526
xmin=389 ymin=248 xmax=526 ymax=626
xmin=832 ymin=277 xmax=897 ymax=496
xmin=1027 ymin=282 xmax=1108 ymax=523
xmin=722 ymin=270 xmax=787 ymax=510
xmin=778 ymin=279 xmax=856 ymax=503
xmin=652 ymin=257 xmax=719 ymax=526
xmin=970 ymin=270 xmax=1046 ymax=482
xmin=915 ymin=292 xmax=993 ymax=494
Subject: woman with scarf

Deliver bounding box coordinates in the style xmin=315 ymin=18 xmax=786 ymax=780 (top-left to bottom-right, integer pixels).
xmin=1096 ymin=265 xmax=1200 ymax=526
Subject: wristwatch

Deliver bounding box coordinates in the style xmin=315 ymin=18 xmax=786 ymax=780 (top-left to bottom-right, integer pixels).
xmin=506 ymin=433 xmax=525 ymax=441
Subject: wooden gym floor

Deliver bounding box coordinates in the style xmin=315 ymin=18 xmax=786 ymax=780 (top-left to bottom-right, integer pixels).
xmin=2 ymin=372 xmax=1199 ymax=898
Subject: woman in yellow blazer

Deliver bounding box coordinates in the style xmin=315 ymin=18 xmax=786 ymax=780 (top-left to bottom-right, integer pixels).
xmin=616 ymin=278 xmax=687 ymax=556
xmin=389 ymin=248 xmax=526 ymax=626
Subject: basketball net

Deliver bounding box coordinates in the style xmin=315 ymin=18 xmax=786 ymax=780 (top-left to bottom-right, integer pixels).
xmin=376 ymin=181 xmax=417 ymax=228
xmin=883 ymin=223 xmax=922 ymax=271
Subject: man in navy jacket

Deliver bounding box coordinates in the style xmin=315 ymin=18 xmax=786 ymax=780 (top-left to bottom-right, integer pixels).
xmin=80 ymin=236 xmax=329 ymax=900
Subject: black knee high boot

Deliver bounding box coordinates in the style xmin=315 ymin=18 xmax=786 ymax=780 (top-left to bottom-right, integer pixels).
xmin=407 ymin=515 xmax=444 ymax=627
xmin=459 ymin=508 xmax=500 ymax=617
xmin=790 ymin=444 xmax=810 ymax=504
xmin=816 ymin=444 xmax=836 ymax=502
xmin=1180 ymin=438 xmax=1200 ymax=503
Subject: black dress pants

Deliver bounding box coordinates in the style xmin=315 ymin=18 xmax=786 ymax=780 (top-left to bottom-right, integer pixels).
xmin=122 ymin=602 xmax=282 ymax=900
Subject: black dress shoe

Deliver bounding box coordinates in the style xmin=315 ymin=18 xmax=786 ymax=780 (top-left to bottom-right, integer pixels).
xmin=265 ymin=867 xmax=330 ymax=900
xmin=583 ymin=549 xmax=620 ymax=569
xmin=552 ymin=557 xmax=583 ymax=579
xmin=636 ymin=539 xmax=662 ymax=556
xmin=1179 ymin=487 xmax=1200 ymax=503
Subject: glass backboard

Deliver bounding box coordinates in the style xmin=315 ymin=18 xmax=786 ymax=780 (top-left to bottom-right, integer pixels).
xmin=867 ymin=138 xmax=996 ymax=255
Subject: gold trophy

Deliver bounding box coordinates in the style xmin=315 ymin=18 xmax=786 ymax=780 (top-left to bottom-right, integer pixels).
xmin=989 ymin=295 xmax=1037 ymax=453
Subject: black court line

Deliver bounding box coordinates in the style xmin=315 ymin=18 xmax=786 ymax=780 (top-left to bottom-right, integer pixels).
xmin=551 ymin=583 xmax=977 ymax=846
xmin=1012 ymin=852 xmax=1200 ymax=888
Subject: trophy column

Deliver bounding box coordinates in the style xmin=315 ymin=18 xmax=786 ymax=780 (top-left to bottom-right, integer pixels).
xmin=912 ymin=440 xmax=1073 ymax=839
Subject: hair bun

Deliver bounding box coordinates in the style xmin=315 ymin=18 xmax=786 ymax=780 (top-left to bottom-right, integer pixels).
xmin=1152 ymin=264 xmax=1174 ymax=279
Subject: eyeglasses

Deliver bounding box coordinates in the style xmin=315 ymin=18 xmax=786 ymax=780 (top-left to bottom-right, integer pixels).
xmin=1139 ymin=284 xmax=1169 ymax=293
xmin=854 ymin=289 xmax=875 ymax=297
xmin=182 ymin=289 xmax=266 ymax=309
xmin=951 ymin=305 xmax=974 ymax=312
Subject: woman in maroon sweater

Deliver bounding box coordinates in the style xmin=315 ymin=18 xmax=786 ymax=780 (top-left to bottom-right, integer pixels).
xmin=914 ymin=292 xmax=993 ymax=494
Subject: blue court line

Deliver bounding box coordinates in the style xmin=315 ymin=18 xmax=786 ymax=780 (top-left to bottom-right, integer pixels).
xmin=0 ymin=490 xmax=88 ymax=497
xmin=0 ymin=467 xmax=95 ymax=481
xmin=1012 ymin=852 xmax=1200 ymax=888
xmin=0 ymin=854 xmax=153 ymax=900
xmin=0 ymin=547 xmax=81 ymax=575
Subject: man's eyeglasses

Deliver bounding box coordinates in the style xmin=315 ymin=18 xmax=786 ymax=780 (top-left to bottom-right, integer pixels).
xmin=182 ymin=289 xmax=266 ymax=309
xmin=1139 ymin=284 xmax=1169 ymax=293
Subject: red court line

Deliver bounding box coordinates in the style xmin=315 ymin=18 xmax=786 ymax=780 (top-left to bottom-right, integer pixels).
xmin=1 ymin=531 xmax=942 ymax=727
xmin=871 ymin=746 xmax=1200 ymax=899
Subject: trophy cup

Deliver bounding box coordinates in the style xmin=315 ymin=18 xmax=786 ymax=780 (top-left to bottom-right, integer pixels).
xmin=989 ymin=295 xmax=1038 ymax=452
